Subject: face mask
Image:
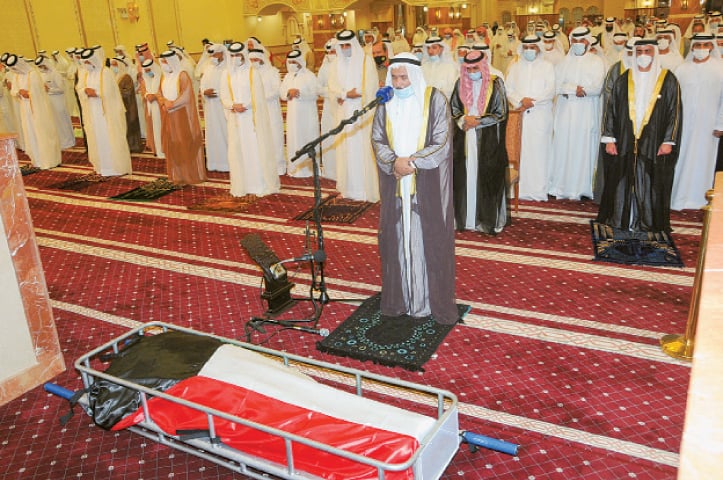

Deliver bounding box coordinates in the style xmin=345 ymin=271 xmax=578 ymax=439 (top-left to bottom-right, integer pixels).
xmin=413 ymin=52 xmax=423 ymax=61
xmin=522 ymin=50 xmax=537 ymax=61
xmin=710 ymin=23 xmax=720 ymax=32
xmin=614 ymin=43 xmax=625 ymax=51
xmin=233 ymin=57 xmax=243 ymax=68
xmin=636 ymin=54 xmax=653 ymax=69
xmin=210 ymin=57 xmax=220 ymax=66
xmin=395 ymin=85 xmax=414 ymax=99
xmin=342 ymin=48 xmax=352 ymax=58
xmin=111 ymin=66 xmax=119 ymax=74
xmin=145 ymin=70 xmax=154 ymax=78
xmin=657 ymin=39 xmax=670 ymax=50
xmin=444 ymin=35 xmax=452 ymax=40
xmin=428 ymin=54 xmax=440 ymax=62
xmin=287 ymin=63 xmax=300 ymax=72
xmin=571 ymin=43 xmax=586 ymax=56
xmin=692 ymin=48 xmax=710 ymax=60
xmin=468 ymin=71 xmax=482 ymax=81
xmin=374 ymin=55 xmax=386 ymax=66
xmin=161 ymin=63 xmax=172 ymax=73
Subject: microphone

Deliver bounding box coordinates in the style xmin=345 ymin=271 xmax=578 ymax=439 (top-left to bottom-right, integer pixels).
xmin=270 ymin=250 xmax=327 ymax=279
xmin=282 ymin=325 xmax=330 ymax=337
xmin=375 ymin=85 xmax=394 ymax=105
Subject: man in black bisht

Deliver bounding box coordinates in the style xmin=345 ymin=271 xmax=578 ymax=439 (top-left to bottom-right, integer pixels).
xmin=597 ymin=39 xmax=682 ymax=233
xmin=450 ymin=49 xmax=509 ymax=235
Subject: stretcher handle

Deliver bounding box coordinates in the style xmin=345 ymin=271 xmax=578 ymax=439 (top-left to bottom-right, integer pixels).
xmin=44 ymin=382 xmax=76 ymax=401
xmin=461 ymin=431 xmax=519 ymax=456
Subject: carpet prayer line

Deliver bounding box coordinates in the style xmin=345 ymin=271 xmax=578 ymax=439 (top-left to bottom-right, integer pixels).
xmin=28 ymin=193 xmax=694 ymax=286
xmin=40 ymin=232 xmax=687 ymax=366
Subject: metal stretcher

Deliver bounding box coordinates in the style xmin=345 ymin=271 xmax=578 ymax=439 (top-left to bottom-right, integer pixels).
xmin=59 ymin=321 xmax=462 ymax=480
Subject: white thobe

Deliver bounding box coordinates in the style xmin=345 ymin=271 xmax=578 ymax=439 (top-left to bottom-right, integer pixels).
xmin=506 ymin=57 xmax=556 ymax=201
xmin=77 ymin=67 xmax=132 ymax=176
xmin=658 ymin=51 xmax=684 ymax=71
xmin=257 ymin=66 xmax=285 ymax=175
xmin=220 ymin=67 xmax=279 ymax=197
xmin=463 ymin=80 xmax=483 ymax=229
xmin=280 ymin=69 xmax=319 ymax=177
xmin=550 ymin=53 xmax=605 ymax=199
xmin=317 ymin=59 xmax=337 ymax=180
xmin=143 ymin=71 xmax=164 ymax=159
xmin=42 ymin=69 xmax=76 ymax=149
xmin=671 ymin=59 xmax=723 ymax=210
xmin=0 ymin=71 xmax=17 ymax=134
xmin=7 ymin=71 xmax=25 ymax=150
xmin=492 ymin=38 xmax=520 ymax=75
xmin=328 ymin=53 xmax=379 ymax=202
xmin=199 ymin=62 xmax=228 ymax=172
xmin=421 ymin=61 xmax=458 ymax=99
xmin=11 ymin=70 xmax=61 ymax=169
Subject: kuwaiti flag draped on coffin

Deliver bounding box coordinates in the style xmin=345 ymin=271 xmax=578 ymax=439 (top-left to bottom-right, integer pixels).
xmin=90 ymin=331 xmax=432 ymax=480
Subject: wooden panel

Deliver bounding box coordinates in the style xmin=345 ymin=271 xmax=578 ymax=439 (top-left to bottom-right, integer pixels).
xmin=0 ymin=134 xmax=65 ymax=406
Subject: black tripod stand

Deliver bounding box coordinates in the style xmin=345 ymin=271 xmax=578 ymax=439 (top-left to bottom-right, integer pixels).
xmin=243 ymin=88 xmax=392 ymax=342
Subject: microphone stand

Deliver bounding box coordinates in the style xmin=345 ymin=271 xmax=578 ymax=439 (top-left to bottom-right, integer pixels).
xmin=245 ymin=95 xmax=382 ymax=343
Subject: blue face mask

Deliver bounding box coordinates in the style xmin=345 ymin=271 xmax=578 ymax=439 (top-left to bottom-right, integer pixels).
xmin=571 ymin=43 xmax=586 ymax=56
xmin=522 ymin=50 xmax=537 ymax=62
xmin=146 ymin=71 xmax=154 ymax=78
xmin=413 ymin=52 xmax=423 ymax=61
xmin=428 ymin=54 xmax=440 ymax=62
xmin=468 ymin=71 xmax=482 ymax=81
xmin=395 ymin=85 xmax=414 ymax=99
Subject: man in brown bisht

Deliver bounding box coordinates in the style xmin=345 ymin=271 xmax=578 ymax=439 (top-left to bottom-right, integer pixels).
xmin=110 ymin=57 xmax=143 ymax=153
xmin=371 ymin=53 xmax=458 ymax=325
xmin=158 ymin=50 xmax=207 ymax=185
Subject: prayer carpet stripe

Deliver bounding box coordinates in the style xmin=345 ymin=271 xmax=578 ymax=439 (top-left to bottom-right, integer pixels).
xmin=27 ymin=190 xmax=694 ymax=286
xmin=35 ymin=227 xmax=680 ymax=341
xmin=36 ymin=235 xmax=687 ymax=366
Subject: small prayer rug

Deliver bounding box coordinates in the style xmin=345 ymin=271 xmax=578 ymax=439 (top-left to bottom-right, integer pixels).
xmin=20 ymin=165 xmax=41 ymax=176
xmin=294 ymin=195 xmax=375 ymax=224
xmin=187 ymin=194 xmax=257 ymax=213
xmin=590 ymin=220 xmax=684 ymax=268
xmin=317 ymin=294 xmax=470 ymax=371
xmin=47 ymin=173 xmax=109 ymax=191
xmin=110 ymin=178 xmax=184 ymax=201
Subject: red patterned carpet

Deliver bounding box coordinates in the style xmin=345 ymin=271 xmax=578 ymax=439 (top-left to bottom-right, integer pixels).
xmin=0 ymin=147 xmax=700 ymax=479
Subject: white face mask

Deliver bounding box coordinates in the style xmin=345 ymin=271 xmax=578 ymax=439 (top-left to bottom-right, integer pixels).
xmin=571 ymin=42 xmax=586 ymax=56
xmin=657 ymin=38 xmax=670 ymax=51
xmin=614 ymin=43 xmax=625 ymax=51
xmin=161 ymin=63 xmax=172 ymax=73
xmin=692 ymin=48 xmax=710 ymax=61
xmin=636 ymin=54 xmax=653 ymax=69
xmin=233 ymin=57 xmax=244 ymax=68
xmin=341 ymin=47 xmax=352 ymax=58
xmin=210 ymin=57 xmax=220 ymax=66
xmin=287 ymin=63 xmax=300 ymax=72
